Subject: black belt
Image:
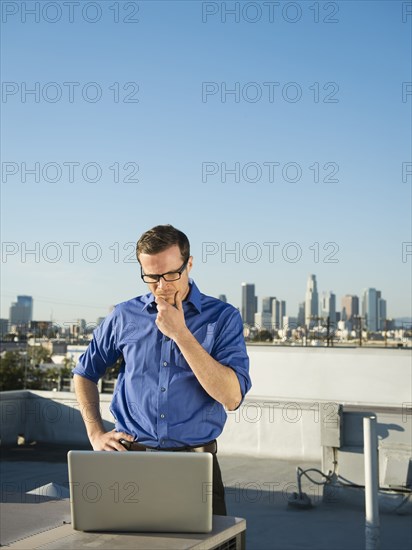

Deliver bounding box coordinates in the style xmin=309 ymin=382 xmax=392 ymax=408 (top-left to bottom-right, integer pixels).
xmin=120 ymin=439 xmax=217 ymax=454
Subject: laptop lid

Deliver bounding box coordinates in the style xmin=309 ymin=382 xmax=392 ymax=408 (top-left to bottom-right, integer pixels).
xmin=67 ymin=450 xmax=213 ymax=533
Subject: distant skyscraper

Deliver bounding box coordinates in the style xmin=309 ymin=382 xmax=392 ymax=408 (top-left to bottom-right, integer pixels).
xmin=378 ymin=296 xmax=387 ymax=330
xmin=241 ymin=283 xmax=257 ymax=326
xmin=9 ymin=295 xmax=33 ymax=327
xmin=341 ymin=295 xmax=359 ymax=323
xmin=297 ymin=302 xmax=305 ymax=327
xmin=362 ymin=288 xmax=386 ymax=332
xmin=272 ymin=299 xmax=286 ymax=329
xmin=363 ymin=288 xmax=377 ymax=331
xmin=305 ymin=275 xmax=318 ymax=328
xmin=321 ymin=291 xmax=336 ymax=327
xmin=262 ymin=297 xmax=276 ymax=313
xmin=282 ymin=316 xmax=297 ymax=334
xmin=218 ymin=294 xmax=227 ymax=303
xmin=257 ymin=296 xmax=275 ymax=331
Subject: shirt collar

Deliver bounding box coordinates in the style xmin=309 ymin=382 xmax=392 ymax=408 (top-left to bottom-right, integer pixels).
xmin=141 ymin=279 xmax=202 ymax=314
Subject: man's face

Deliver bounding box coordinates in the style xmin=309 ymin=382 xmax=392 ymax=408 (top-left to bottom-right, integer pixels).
xmin=139 ymin=244 xmax=193 ymax=305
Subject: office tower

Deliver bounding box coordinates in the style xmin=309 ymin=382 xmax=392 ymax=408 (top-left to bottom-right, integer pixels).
xmin=256 ymin=297 xmax=275 ymax=331
xmin=241 ymin=283 xmax=257 ymax=325
xmin=262 ymin=297 xmax=276 ymax=313
xmin=9 ymin=295 xmax=33 ymax=326
xmin=255 ymin=312 xmax=267 ymax=331
xmin=259 ymin=297 xmax=275 ymax=331
xmin=341 ymin=295 xmax=359 ymax=324
xmin=305 ymin=275 xmax=318 ymax=328
xmin=279 ymin=300 xmax=286 ymax=327
xmin=272 ymin=299 xmax=286 ymax=329
xmin=297 ymin=302 xmax=305 ymax=327
xmin=218 ymin=294 xmax=227 ymax=303
xmin=282 ymin=316 xmax=297 ymax=336
xmin=362 ymin=288 xmax=385 ymax=332
xmin=378 ymin=297 xmax=387 ymax=330
xmin=321 ymin=291 xmax=336 ymax=327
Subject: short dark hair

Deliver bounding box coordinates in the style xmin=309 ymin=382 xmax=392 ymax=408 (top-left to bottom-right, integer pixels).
xmin=136 ymin=225 xmax=190 ymax=263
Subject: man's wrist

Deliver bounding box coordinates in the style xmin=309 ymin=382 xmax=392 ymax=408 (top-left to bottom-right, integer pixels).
xmin=173 ymin=326 xmax=193 ymax=347
xmin=87 ymin=424 xmax=106 ymax=441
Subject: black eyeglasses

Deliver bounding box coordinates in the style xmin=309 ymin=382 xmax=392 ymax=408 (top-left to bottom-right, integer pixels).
xmin=140 ymin=259 xmax=189 ymax=284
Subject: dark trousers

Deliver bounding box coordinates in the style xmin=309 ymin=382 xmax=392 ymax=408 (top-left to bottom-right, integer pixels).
xmin=212 ymin=454 xmax=227 ymax=516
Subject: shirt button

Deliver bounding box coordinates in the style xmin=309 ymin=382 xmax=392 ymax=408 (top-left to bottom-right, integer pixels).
xmin=160 ymin=413 xmax=165 ymax=419
xmin=160 ymin=387 xmax=166 ymax=392
xmin=163 ymin=361 xmax=168 ymax=367
xmin=160 ymin=439 xmax=165 ymax=445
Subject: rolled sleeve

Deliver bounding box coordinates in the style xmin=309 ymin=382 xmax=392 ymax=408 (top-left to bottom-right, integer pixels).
xmin=212 ymin=309 xmax=252 ymax=403
xmin=72 ymin=311 xmax=121 ymax=384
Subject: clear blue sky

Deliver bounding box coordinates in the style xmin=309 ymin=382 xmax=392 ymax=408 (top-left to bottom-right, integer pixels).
xmin=1 ymin=0 xmax=411 ymax=323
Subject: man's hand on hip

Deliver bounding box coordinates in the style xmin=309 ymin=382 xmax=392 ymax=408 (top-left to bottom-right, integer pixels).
xmin=90 ymin=429 xmax=134 ymax=452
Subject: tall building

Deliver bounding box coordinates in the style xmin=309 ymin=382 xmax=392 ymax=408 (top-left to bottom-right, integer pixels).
xmin=255 ymin=312 xmax=271 ymax=331
xmin=9 ymin=295 xmax=33 ymax=327
xmin=282 ymin=316 xmax=297 ymax=335
xmin=262 ymin=297 xmax=276 ymax=314
xmin=305 ymin=275 xmax=318 ymax=328
xmin=378 ymin=296 xmax=387 ymax=330
xmin=241 ymin=283 xmax=257 ymax=326
xmin=272 ymin=299 xmax=286 ymax=329
xmin=321 ymin=291 xmax=336 ymax=327
xmin=341 ymin=295 xmax=359 ymax=328
xmin=257 ymin=296 xmax=276 ymax=331
xmin=297 ymin=302 xmax=305 ymax=327
xmin=362 ymin=288 xmax=386 ymax=332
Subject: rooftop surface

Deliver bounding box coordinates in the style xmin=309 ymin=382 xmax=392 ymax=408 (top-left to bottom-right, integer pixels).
xmin=1 ymin=349 xmax=411 ymax=548
xmin=1 ymin=444 xmax=411 ymax=550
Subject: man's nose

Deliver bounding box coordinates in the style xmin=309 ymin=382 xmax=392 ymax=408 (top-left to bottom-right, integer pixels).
xmin=157 ymin=277 xmax=167 ymax=289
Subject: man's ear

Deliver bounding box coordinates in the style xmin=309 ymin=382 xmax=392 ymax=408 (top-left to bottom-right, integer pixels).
xmin=187 ymin=256 xmax=193 ymax=274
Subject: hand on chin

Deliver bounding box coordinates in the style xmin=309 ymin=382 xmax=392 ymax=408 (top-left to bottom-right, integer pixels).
xmin=156 ymin=293 xmax=175 ymax=306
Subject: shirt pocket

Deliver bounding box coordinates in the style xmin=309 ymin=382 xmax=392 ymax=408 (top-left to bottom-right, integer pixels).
xmin=174 ymin=350 xmax=191 ymax=370
xmin=173 ymin=323 xmax=216 ymax=369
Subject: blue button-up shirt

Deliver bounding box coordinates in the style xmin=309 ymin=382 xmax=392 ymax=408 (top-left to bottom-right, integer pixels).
xmin=73 ymin=280 xmax=251 ymax=448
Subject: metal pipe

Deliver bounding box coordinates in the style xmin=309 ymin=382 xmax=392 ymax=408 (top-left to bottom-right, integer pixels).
xmin=364 ymin=416 xmax=380 ymax=550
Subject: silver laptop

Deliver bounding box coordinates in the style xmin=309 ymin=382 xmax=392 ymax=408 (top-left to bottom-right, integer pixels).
xmin=67 ymin=450 xmax=213 ymax=533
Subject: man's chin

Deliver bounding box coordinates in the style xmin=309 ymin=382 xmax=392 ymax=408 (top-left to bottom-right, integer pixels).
xmin=156 ymin=294 xmax=175 ymax=305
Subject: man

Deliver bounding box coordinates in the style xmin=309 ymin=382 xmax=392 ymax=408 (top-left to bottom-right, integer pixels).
xmin=73 ymin=224 xmax=251 ymax=515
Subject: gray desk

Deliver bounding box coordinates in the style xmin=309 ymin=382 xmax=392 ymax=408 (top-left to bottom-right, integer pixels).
xmin=7 ymin=516 xmax=246 ymax=550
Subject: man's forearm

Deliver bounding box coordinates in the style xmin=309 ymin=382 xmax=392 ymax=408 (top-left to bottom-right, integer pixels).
xmin=73 ymin=374 xmax=106 ymax=440
xmin=73 ymin=374 xmax=134 ymax=451
xmin=175 ymin=329 xmax=242 ymax=411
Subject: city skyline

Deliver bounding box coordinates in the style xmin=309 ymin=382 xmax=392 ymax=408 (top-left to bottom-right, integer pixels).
xmin=4 ymin=277 xmax=410 ymax=330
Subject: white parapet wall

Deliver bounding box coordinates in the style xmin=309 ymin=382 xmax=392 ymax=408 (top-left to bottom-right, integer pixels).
xmin=0 ymin=390 xmax=115 ymax=447
xmin=245 ymin=345 xmax=411 ymax=406
xmin=218 ymin=346 xmax=411 ymax=459
xmin=218 ymin=397 xmax=324 ymax=460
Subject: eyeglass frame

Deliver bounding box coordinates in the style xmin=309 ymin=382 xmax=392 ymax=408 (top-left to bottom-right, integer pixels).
xmin=140 ymin=258 xmax=190 ymax=284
